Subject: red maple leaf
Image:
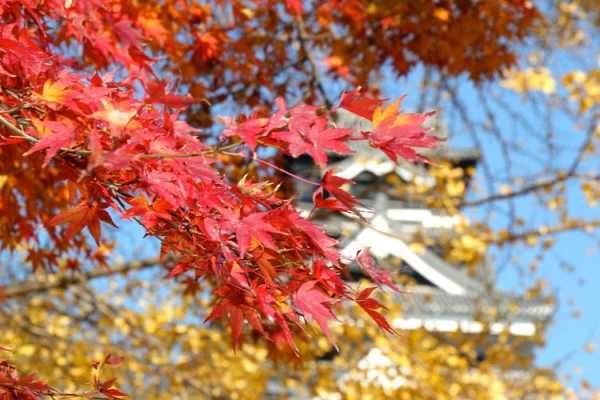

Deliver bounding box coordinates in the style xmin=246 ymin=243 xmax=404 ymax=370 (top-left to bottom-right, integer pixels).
xmin=144 ymin=80 xmax=198 ymax=109
xmin=235 ymin=212 xmax=280 ymax=257
xmin=272 ymin=312 xmax=298 ymax=355
xmin=102 ymin=387 xmax=128 ymax=399
xmin=0 ymin=368 xmax=50 ymax=398
xmin=221 ymin=98 xmax=289 ymax=151
xmin=285 ymin=0 xmax=303 ymax=15
xmin=273 ymin=115 xmax=353 ymax=167
xmin=121 ymin=196 xmax=172 ymax=229
xmin=312 ymin=259 xmax=346 ymax=295
xmin=293 ymin=281 xmax=338 ymax=342
xmin=313 ymin=170 xmax=361 ymax=213
xmin=104 ymin=353 xmax=125 ymax=366
xmin=286 ymin=207 xmax=338 ymax=261
xmin=339 ymin=87 xmax=385 ymax=120
xmin=49 ymin=201 xmax=116 ymax=244
xmin=95 ymin=375 xmax=127 ymax=399
xmin=167 ymin=263 xmax=191 ymax=278
xmin=221 ymin=116 xmax=269 ymax=151
xmin=0 ymin=136 xmax=27 ymax=146
xmin=0 ymin=37 xmax=47 ymax=65
xmin=355 ymin=287 xmax=396 ymax=334
xmin=367 ymin=100 xmax=438 ymax=163
xmin=205 ymin=295 xmax=248 ymax=349
xmin=23 ymin=120 xmax=76 ymax=167
xmin=356 ymin=248 xmax=402 ymax=292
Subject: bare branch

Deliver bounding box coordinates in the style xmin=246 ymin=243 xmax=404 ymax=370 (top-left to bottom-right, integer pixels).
xmin=1 ymin=257 xmax=165 ymax=299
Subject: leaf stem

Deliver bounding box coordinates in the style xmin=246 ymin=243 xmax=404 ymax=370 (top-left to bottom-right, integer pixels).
xmin=254 ymin=157 xmax=320 ymax=186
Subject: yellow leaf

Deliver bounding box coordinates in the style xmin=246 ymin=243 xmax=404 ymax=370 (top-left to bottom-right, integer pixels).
xmin=409 ymin=242 xmax=425 ymax=254
xmin=36 ymin=80 xmax=70 ymax=104
xmin=501 ymin=68 xmax=555 ymax=94
xmin=91 ymin=99 xmax=138 ymax=128
xmin=0 ymin=175 xmax=8 ymax=190
xmin=18 ymin=344 xmax=36 ymax=356
xmin=585 ymin=342 xmax=596 ymax=353
xmin=372 ymin=99 xmax=401 ymax=127
xmin=434 ymin=8 xmax=450 ymax=21
xmin=240 ymin=7 xmax=255 ymax=18
xmin=525 ymin=234 xmax=538 ymax=247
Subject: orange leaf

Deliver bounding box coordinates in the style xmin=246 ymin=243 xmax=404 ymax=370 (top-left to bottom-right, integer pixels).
xmin=35 ymin=80 xmax=71 ymax=104
xmin=49 ymin=202 xmax=111 ymax=244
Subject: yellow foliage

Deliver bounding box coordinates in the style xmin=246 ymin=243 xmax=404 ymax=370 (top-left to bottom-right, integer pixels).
xmin=501 ymin=67 xmax=556 ymax=94
xmin=562 ymin=68 xmax=600 ymax=112
xmin=35 ymin=80 xmax=71 ymax=104
xmin=0 ymin=278 xmax=565 ymax=399
xmin=448 ymin=233 xmax=487 ymax=266
xmin=582 ymin=181 xmax=600 ymax=206
xmin=91 ymin=99 xmax=139 ymax=128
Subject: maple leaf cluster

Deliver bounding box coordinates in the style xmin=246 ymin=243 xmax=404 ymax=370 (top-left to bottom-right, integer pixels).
xmin=130 ymin=0 xmax=538 ymax=117
xmin=0 ymin=0 xmax=440 ymax=355
xmin=0 ymin=0 xmax=537 ymax=128
xmin=0 ymin=357 xmax=49 ymax=400
xmin=0 ymin=347 xmax=127 ymax=400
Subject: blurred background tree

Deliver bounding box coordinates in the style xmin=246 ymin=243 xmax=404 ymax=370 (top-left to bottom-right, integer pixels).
xmin=1 ymin=0 xmax=599 ymax=398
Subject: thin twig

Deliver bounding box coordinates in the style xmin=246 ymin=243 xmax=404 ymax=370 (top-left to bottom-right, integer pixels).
xmin=1 ymin=258 xmax=165 ymax=299
xmin=295 ymin=16 xmax=333 ymax=108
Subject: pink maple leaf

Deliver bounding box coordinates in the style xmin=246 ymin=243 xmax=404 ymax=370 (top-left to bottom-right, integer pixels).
xmin=235 ymin=212 xmax=280 ymax=257
xmin=293 ymin=281 xmax=337 ymax=342
xmin=356 ymin=248 xmax=402 ymax=292
xmin=313 ymin=170 xmax=361 ymax=212
xmin=339 ymin=87 xmax=385 ymax=120
xmin=355 ymin=287 xmax=396 ymax=334
xmin=23 ymin=121 xmax=75 ymax=167
xmin=274 ymin=117 xmax=353 ymax=167
xmin=365 ymin=99 xmax=438 ymax=163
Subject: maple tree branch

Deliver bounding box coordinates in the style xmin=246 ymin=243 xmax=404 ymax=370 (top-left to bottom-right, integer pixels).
xmin=254 ymin=157 xmax=321 ymax=186
xmin=0 ymin=101 xmax=251 ymax=170
xmin=461 ymin=174 xmax=571 ymax=208
xmin=1 ymin=101 xmax=247 ymax=165
xmin=295 ymin=17 xmax=333 ymax=108
xmin=461 ymin=113 xmax=599 ymax=208
xmin=0 ymin=101 xmax=239 ymax=160
xmin=141 ymin=142 xmax=243 ymax=159
xmin=443 ymin=80 xmax=496 ymax=215
xmin=0 ymin=112 xmax=37 ymax=143
xmin=0 ymin=105 xmax=92 ymax=158
xmin=461 ymin=172 xmax=596 ymax=209
xmin=476 ymin=89 xmax=517 ymax=227
xmin=495 ymin=219 xmax=600 ymax=244
xmin=1 ymin=257 xmax=165 ymax=299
